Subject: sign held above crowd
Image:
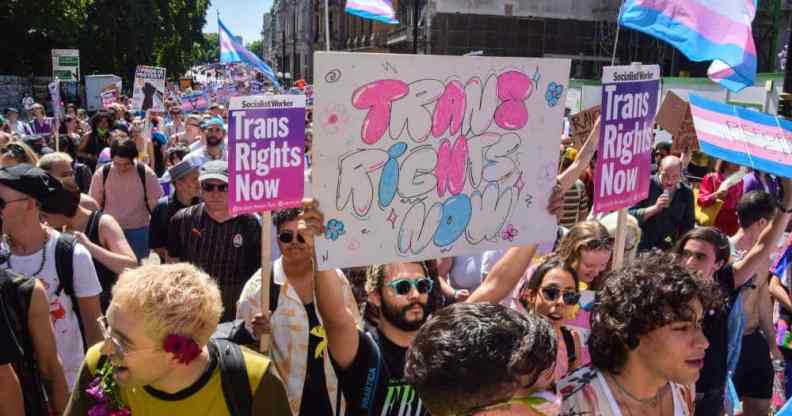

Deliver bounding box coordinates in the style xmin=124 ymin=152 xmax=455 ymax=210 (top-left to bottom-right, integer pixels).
xmin=132 ymin=65 xmax=166 ymax=112
xmin=313 ymin=52 xmax=570 ymax=270
xmin=655 ymin=91 xmax=699 ymax=153
xmin=593 ymin=64 xmax=661 ymax=214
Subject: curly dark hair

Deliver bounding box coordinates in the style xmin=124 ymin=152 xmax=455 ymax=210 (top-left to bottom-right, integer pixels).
xmin=404 ymin=303 xmax=556 ymax=416
xmin=272 ymin=208 xmax=301 ymax=231
xmin=589 ymin=251 xmax=722 ymax=374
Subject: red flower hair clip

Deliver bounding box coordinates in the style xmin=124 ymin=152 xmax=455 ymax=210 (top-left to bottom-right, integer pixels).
xmin=163 ymin=334 xmax=201 ymax=365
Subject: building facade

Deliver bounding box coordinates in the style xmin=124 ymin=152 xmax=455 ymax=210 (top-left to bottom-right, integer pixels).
xmin=266 ymin=0 xmax=790 ymax=83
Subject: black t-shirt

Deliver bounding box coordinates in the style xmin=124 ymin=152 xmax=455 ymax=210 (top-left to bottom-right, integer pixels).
xmin=299 ymin=303 xmax=333 ymax=415
xmin=333 ymin=329 xmax=428 ymax=416
xmin=697 ymin=265 xmax=737 ymax=393
xmin=0 ymin=301 xmax=19 ymax=366
xmin=149 ymin=194 xmax=195 ymax=250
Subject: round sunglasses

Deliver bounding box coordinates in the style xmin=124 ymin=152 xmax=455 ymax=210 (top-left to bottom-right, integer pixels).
xmin=386 ymin=278 xmax=434 ymax=296
xmin=278 ymin=230 xmax=305 ymax=244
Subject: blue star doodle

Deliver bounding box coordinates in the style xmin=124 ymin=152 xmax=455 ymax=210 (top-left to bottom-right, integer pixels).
xmin=325 ymin=219 xmax=346 ymax=241
xmin=545 ymin=81 xmax=564 ymax=107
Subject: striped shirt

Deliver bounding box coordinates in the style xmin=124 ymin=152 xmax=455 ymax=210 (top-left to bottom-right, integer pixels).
xmin=559 ymin=180 xmax=589 ymax=228
xmin=167 ymin=203 xmax=261 ymax=322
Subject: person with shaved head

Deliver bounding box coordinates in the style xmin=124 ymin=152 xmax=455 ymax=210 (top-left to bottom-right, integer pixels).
xmin=629 ymin=155 xmax=695 ymax=251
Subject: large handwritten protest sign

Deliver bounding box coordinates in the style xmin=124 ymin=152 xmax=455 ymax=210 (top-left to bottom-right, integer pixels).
xmin=228 ymin=95 xmax=305 ymax=215
xmin=593 ymin=65 xmax=660 ymax=214
xmin=689 ymin=95 xmax=792 ymax=178
xmin=132 ymin=66 xmax=166 ymax=112
xmin=313 ymin=52 xmax=570 ymax=270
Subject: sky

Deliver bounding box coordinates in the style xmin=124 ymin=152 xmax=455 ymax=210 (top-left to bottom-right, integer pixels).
xmin=203 ymin=0 xmax=274 ymax=45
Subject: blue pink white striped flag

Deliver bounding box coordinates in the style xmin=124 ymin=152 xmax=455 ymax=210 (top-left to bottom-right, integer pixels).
xmin=619 ymin=0 xmax=758 ymax=92
xmin=688 ymin=94 xmax=792 ymax=179
xmin=345 ymin=0 xmax=399 ymax=24
xmin=218 ymin=17 xmax=279 ymax=86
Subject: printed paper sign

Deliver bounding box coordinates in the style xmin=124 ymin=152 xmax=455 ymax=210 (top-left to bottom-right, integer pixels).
xmin=313 ymin=52 xmax=570 ymax=270
xmin=228 ymin=95 xmax=305 ymax=215
xmin=180 ymin=91 xmax=210 ymax=113
xmin=51 ymin=49 xmax=79 ymax=81
xmin=593 ymin=65 xmax=660 ymax=214
xmin=689 ymin=95 xmax=792 ymax=179
xmin=569 ymin=105 xmax=601 ymax=148
xmin=100 ymin=88 xmax=118 ymax=109
xmin=48 ymin=81 xmax=62 ymax=118
xmin=132 ymin=66 xmax=166 ymax=112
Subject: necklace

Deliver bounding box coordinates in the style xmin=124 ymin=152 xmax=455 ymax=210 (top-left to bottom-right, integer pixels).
xmin=608 ymin=373 xmax=667 ymax=408
xmin=7 ymin=232 xmax=49 ymax=277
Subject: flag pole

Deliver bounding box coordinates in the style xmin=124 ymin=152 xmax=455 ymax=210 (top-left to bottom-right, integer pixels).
xmin=324 ymin=0 xmax=331 ymax=51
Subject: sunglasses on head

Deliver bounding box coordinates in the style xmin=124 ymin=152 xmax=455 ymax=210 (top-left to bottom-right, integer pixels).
xmin=583 ymin=236 xmax=614 ymax=250
xmin=278 ymin=230 xmax=305 ymax=244
xmin=539 ymin=286 xmax=580 ymax=305
xmin=201 ymin=182 xmax=228 ymax=192
xmin=386 ymin=278 xmax=434 ymax=296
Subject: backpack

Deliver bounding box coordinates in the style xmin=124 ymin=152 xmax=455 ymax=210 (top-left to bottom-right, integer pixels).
xmin=0 ymin=271 xmax=49 ymax=416
xmin=101 ymin=162 xmax=150 ymax=214
xmin=209 ymin=339 xmax=253 ymax=416
xmin=53 ymin=233 xmax=89 ymax=349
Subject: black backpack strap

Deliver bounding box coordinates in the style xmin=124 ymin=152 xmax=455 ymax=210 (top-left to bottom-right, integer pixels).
xmin=560 ymin=326 xmax=576 ymax=370
xmin=269 ymin=267 xmax=280 ymax=314
xmin=54 ymin=234 xmax=85 ymax=348
xmin=209 ymin=339 xmax=252 ymax=416
xmin=359 ymin=331 xmax=384 ymax=415
xmin=100 ymin=164 xmax=112 ymax=210
xmin=136 ymin=162 xmax=151 ymax=214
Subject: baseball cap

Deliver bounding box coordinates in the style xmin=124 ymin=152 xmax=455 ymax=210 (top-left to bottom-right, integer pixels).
xmin=201 ymin=116 xmax=225 ymax=130
xmin=4 ymin=108 xmax=18 ymax=115
xmin=0 ymin=163 xmax=62 ymax=201
xmin=110 ymin=122 xmax=129 ymax=136
xmin=199 ymin=160 xmax=228 ymax=183
xmin=163 ymin=160 xmax=198 ymax=183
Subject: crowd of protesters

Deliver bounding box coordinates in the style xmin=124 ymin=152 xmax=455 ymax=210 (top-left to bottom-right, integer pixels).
xmin=0 ymin=88 xmax=790 ymax=416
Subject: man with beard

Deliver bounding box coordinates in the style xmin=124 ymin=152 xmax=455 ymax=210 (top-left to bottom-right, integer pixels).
xmin=183 ymin=117 xmax=227 ymax=169
xmin=298 ymin=200 xmax=433 ymax=416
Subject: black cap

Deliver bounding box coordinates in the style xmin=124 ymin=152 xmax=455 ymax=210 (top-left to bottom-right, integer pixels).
xmin=0 ymin=164 xmax=62 ymax=201
xmin=4 ymin=108 xmax=18 ymax=115
xmin=110 ymin=122 xmax=129 ymax=136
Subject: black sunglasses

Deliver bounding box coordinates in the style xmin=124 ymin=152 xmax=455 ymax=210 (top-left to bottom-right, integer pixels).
xmin=278 ymin=230 xmax=305 ymax=244
xmin=201 ymin=182 xmax=228 ymax=192
xmin=540 ymin=286 xmax=580 ymax=306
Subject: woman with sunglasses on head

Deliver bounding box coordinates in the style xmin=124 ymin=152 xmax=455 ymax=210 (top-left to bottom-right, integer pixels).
xmin=0 ymin=141 xmax=39 ymax=167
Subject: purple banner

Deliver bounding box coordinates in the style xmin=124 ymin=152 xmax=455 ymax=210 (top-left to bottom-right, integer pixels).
xmin=593 ymin=65 xmax=660 ymax=213
xmin=228 ymin=95 xmax=306 ymax=215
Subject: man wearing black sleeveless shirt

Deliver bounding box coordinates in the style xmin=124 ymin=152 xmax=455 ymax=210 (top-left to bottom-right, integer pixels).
xmin=674 ymin=177 xmax=792 ymax=416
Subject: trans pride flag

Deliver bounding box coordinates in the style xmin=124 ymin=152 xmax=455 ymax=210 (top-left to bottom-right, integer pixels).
xmin=345 ymin=0 xmax=399 ymax=24
xmin=619 ymin=0 xmax=757 ymax=92
xmin=218 ymin=18 xmax=279 ymax=86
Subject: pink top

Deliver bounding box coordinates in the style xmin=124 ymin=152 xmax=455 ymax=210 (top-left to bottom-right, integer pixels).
xmin=89 ymin=161 xmax=163 ymax=229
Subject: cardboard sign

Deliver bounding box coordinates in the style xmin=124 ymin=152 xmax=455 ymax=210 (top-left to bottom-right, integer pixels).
xmin=689 ymin=95 xmax=792 ymax=179
xmin=593 ymin=65 xmax=661 ymax=214
xmin=569 ymin=105 xmax=601 ymax=148
xmin=656 ymin=91 xmax=699 ymax=153
xmin=228 ymin=95 xmax=306 ymax=215
xmin=312 ymin=52 xmax=570 ymax=270
xmin=100 ymin=89 xmax=118 ymax=109
xmin=132 ymin=66 xmax=166 ymax=112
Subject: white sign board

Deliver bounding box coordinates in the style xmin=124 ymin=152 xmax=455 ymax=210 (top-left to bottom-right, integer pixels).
xmin=51 ymin=49 xmax=80 ymax=81
xmin=313 ymin=52 xmax=570 ymax=270
xmin=132 ymin=66 xmax=166 ymax=112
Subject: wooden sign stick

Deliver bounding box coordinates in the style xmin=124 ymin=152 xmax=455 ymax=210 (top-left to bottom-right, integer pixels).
xmin=259 ymin=211 xmax=273 ymax=353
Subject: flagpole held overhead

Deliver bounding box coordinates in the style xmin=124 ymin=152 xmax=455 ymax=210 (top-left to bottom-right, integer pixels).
xmin=218 ymin=17 xmax=280 ymax=86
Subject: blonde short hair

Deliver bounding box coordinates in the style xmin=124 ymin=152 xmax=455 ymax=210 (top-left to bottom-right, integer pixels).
xmin=38 ymin=152 xmax=73 ymax=171
xmin=111 ymin=263 xmax=223 ymax=346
